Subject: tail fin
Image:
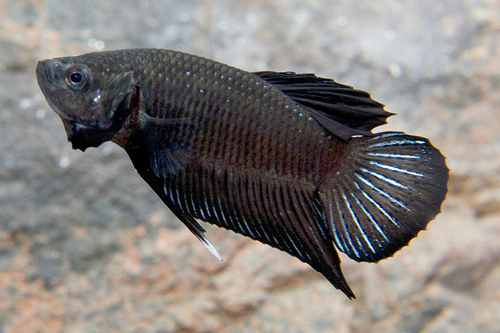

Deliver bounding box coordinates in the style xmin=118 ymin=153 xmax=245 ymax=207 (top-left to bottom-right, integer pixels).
xmin=320 ymin=132 xmax=449 ymax=262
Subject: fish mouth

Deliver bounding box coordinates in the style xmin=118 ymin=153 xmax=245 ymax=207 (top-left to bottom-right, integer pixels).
xmin=36 ymin=60 xmax=53 ymax=84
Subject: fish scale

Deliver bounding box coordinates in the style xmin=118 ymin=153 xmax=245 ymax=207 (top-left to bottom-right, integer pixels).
xmin=36 ymin=48 xmax=449 ymax=299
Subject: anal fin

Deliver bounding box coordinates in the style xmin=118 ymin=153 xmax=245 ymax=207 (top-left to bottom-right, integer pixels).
xmin=187 ymin=218 xmax=223 ymax=261
xmin=164 ymin=184 xmax=223 ymax=261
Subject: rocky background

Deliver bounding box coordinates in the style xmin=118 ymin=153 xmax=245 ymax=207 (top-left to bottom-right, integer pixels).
xmin=1 ymin=0 xmax=499 ymax=332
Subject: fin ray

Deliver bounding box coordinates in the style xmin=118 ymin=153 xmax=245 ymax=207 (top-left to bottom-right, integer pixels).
xmin=320 ymin=132 xmax=448 ymax=262
xmin=254 ymin=71 xmax=393 ymax=141
xmin=164 ymin=164 xmax=355 ymax=298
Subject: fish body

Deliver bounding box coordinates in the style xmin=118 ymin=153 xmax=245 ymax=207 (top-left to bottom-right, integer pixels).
xmin=36 ymin=49 xmax=448 ymax=298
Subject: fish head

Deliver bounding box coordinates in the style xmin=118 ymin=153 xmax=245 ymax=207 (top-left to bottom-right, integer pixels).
xmin=36 ymin=55 xmax=135 ymax=151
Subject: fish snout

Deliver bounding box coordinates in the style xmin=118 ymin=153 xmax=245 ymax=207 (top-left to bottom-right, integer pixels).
xmin=36 ymin=60 xmax=55 ymax=84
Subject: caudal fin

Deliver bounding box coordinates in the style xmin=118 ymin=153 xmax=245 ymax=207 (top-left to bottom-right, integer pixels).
xmin=320 ymin=132 xmax=449 ymax=262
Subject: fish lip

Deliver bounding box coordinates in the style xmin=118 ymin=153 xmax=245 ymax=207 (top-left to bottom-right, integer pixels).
xmin=36 ymin=60 xmax=53 ymax=84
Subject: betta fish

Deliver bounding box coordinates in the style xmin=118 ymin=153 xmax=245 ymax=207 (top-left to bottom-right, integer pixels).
xmin=36 ymin=49 xmax=448 ymax=298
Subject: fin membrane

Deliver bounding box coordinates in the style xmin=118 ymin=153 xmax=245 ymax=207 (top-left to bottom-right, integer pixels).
xmin=162 ymin=165 xmax=356 ymax=298
xmin=141 ymin=116 xmax=195 ymax=177
xmin=320 ymin=132 xmax=449 ymax=262
xmin=126 ymin=145 xmax=221 ymax=261
xmin=169 ymin=198 xmax=223 ymax=262
xmin=254 ymin=71 xmax=393 ymax=141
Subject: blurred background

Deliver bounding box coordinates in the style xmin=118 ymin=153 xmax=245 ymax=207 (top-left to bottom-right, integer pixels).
xmin=1 ymin=0 xmax=499 ymax=331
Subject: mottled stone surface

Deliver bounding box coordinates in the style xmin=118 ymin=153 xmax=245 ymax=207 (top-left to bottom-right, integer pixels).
xmin=1 ymin=0 xmax=499 ymax=331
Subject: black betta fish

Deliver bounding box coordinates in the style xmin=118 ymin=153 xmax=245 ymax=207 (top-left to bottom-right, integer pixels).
xmin=36 ymin=49 xmax=448 ymax=298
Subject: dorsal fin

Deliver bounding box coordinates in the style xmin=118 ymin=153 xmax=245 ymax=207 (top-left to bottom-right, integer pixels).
xmin=254 ymin=71 xmax=393 ymax=141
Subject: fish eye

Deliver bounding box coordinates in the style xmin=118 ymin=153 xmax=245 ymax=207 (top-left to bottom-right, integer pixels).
xmin=70 ymin=72 xmax=83 ymax=84
xmin=65 ymin=66 xmax=91 ymax=90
